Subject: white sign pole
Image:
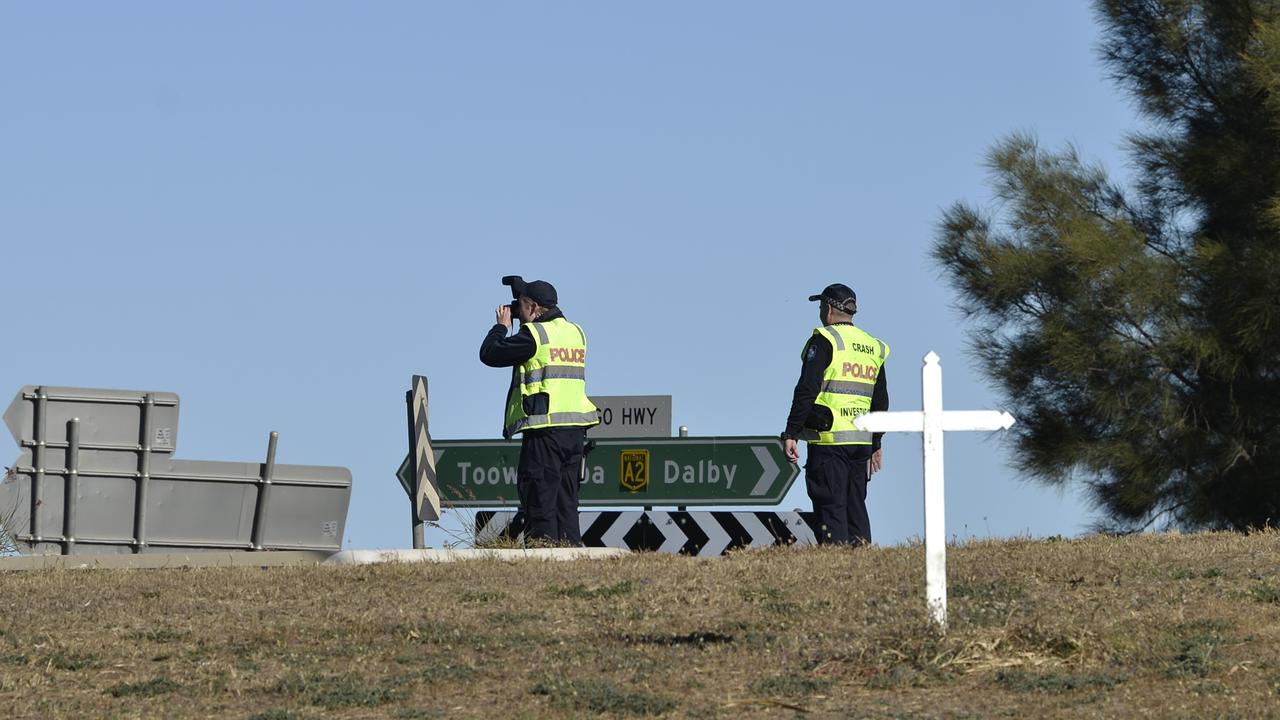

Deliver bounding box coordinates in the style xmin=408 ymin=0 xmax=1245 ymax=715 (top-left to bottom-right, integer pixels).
xmin=920 ymin=352 xmax=947 ymax=627
xmin=854 ymin=352 xmax=1015 ymax=631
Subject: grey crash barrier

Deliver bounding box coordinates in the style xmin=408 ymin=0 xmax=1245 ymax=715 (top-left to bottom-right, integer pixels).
xmin=1 ymin=386 xmax=351 ymax=556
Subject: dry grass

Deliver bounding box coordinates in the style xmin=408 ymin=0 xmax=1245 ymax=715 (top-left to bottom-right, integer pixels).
xmin=2 ymin=531 xmax=1279 ymax=718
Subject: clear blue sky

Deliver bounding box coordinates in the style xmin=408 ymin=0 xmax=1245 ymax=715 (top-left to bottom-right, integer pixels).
xmin=2 ymin=2 xmax=1140 ymax=550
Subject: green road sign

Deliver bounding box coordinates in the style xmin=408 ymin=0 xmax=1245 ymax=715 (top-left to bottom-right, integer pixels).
xmin=396 ymin=437 xmax=798 ymax=507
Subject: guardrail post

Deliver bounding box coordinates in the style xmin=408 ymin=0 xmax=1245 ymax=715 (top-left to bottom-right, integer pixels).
xmin=133 ymin=393 xmax=154 ymax=553
xmin=30 ymin=387 xmax=48 ymax=546
xmin=251 ymin=432 xmax=278 ymax=550
xmin=64 ymin=418 xmax=80 ymax=555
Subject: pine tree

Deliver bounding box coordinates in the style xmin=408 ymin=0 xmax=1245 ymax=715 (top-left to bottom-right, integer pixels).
xmin=933 ymin=0 xmax=1280 ymax=531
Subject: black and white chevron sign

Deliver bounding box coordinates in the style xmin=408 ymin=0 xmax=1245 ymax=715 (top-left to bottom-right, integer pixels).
xmin=407 ymin=375 xmax=441 ymax=523
xmin=474 ymin=510 xmax=821 ymax=556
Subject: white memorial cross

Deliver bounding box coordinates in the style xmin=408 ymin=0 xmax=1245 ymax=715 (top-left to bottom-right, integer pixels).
xmin=853 ymin=351 xmax=1015 ymax=630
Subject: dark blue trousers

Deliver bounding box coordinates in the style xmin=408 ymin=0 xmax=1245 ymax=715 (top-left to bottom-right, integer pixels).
xmin=805 ymin=444 xmax=872 ymax=545
xmin=516 ymin=426 xmax=585 ymax=544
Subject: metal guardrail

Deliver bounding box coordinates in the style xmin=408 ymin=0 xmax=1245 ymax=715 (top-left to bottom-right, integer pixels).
xmin=2 ymin=385 xmax=352 ymax=556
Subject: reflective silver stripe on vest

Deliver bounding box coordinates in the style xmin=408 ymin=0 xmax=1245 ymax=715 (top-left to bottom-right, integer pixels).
xmin=824 ymin=326 xmax=845 ymax=351
xmin=520 ymin=365 xmax=587 ymax=385
xmin=799 ymin=428 xmax=873 ymax=444
xmin=819 ymin=379 xmax=875 ymax=397
xmin=876 ymin=339 xmax=886 ymax=360
xmin=572 ymin=323 xmax=585 ymax=344
xmin=531 ymin=323 xmax=550 ymax=344
xmin=505 ymin=410 xmax=601 ymax=436
xmin=827 ymin=430 xmax=873 ymax=443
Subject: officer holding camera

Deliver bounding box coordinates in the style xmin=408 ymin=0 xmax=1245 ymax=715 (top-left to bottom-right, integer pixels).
xmin=479 ymin=276 xmax=599 ymax=544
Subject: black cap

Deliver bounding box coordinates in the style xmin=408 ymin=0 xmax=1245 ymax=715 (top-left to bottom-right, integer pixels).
xmin=808 ymin=283 xmax=857 ymax=314
xmin=522 ymin=280 xmax=558 ymax=308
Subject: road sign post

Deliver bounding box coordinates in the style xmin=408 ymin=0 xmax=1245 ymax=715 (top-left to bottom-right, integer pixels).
xmin=853 ymin=352 xmax=1016 ymax=631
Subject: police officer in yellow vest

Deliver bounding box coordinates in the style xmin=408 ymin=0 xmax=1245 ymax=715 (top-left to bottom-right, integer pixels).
xmin=781 ymin=283 xmax=889 ymax=545
xmin=480 ymin=278 xmax=599 ymax=544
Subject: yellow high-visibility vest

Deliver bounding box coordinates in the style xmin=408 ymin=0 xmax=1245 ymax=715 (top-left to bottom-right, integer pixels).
xmin=802 ymin=324 xmax=889 ymax=445
xmin=504 ymin=317 xmax=600 ymax=437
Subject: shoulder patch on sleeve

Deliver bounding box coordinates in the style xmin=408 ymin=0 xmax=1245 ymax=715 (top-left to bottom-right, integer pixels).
xmin=805 ymin=345 xmax=818 ymax=362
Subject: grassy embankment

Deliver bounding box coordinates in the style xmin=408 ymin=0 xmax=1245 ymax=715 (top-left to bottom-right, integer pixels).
xmin=2 ymin=531 xmax=1279 ymax=719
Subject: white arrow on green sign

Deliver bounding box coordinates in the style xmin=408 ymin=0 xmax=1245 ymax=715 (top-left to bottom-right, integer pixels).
xmin=395 ymin=436 xmax=798 ymax=507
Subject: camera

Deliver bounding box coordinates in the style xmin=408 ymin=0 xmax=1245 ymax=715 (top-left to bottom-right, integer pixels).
xmin=501 ymin=275 xmax=524 ymax=315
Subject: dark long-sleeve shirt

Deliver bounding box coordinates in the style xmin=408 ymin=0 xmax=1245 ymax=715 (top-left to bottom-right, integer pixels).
xmin=478 ymin=308 xmax=566 ymax=367
xmin=782 ymin=324 xmax=889 ymax=450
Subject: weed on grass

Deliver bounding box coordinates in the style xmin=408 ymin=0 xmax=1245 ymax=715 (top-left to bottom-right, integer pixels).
xmin=474 ymin=534 xmax=577 ymax=550
xmin=248 ymin=711 xmax=294 ymax=720
xmin=604 ymin=651 xmax=661 ymax=679
xmin=551 ymin=579 xmax=636 ymax=599
xmin=751 ymin=674 xmax=835 ymax=697
xmin=460 ymin=589 xmax=506 ymax=603
xmin=1007 ymin=621 xmax=1088 ymax=659
xmin=207 ymin=670 xmax=228 ymax=694
xmin=739 ymin=586 xmax=799 ymax=616
xmin=1251 ymin=582 xmax=1280 ymax=604
xmin=1191 ymin=679 xmax=1230 ymax=696
xmin=273 ymin=673 xmax=407 ymax=708
xmin=529 ymin=678 xmax=675 ymax=716
xmin=487 ymin=611 xmax=545 ymax=626
xmin=1162 ymin=618 xmax=1235 ymax=679
xmin=1172 ymin=567 xmax=1224 ymax=580
xmin=995 ymin=669 xmax=1127 ymax=693
xmin=952 ymin=578 xmax=1028 ymax=626
xmin=105 ymin=677 xmax=180 ymax=698
xmin=391 ymin=663 xmax=477 ymax=685
xmin=394 ymin=710 xmax=442 ymax=720
xmin=621 ymin=631 xmax=734 ymax=647
xmin=1178 ymin=619 xmax=1234 ymax=634
xmin=395 ymin=620 xmax=466 ymax=644
xmin=422 ymin=664 xmax=477 ymax=683
xmin=857 ymin=623 xmax=965 ymax=690
xmin=866 ymin=665 xmax=926 ymax=690
xmin=184 ymin=643 xmax=215 ymax=663
xmin=1 ymin=652 xmax=29 ymax=666
xmin=1169 ymin=635 xmax=1223 ymax=678
xmin=951 ymin=579 xmax=1027 ymax=602
xmin=47 ymin=650 xmax=101 ymax=671
xmin=129 ymin=627 xmax=190 ymax=643
xmin=234 ymin=656 xmax=261 ymax=672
